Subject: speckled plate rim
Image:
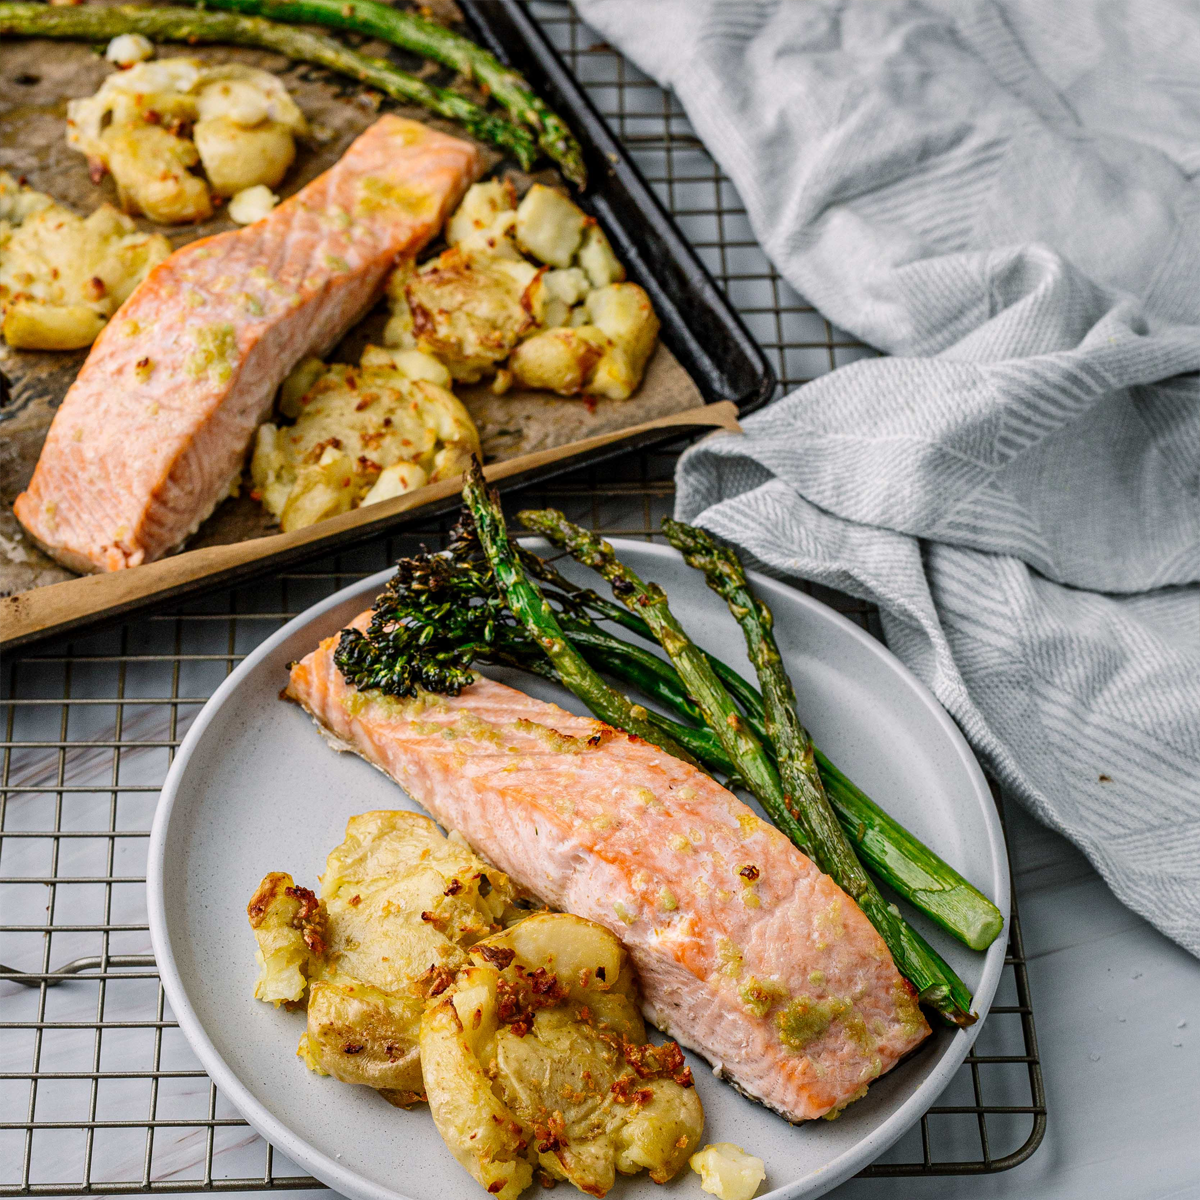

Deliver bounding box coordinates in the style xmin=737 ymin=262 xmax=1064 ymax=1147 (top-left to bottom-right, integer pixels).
xmin=147 ymin=541 xmax=1009 ymax=1200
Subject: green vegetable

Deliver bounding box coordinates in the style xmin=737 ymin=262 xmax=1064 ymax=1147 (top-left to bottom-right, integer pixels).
xmin=0 ymin=2 xmax=537 ymax=167
xmin=663 ymin=519 xmax=983 ymax=1021
xmin=459 ymin=460 xmax=696 ymax=763
xmin=338 ymin=512 xmax=1001 ymax=956
xmin=520 ymin=507 xmax=977 ymax=1026
xmin=195 ymin=0 xmax=586 ymax=186
xmin=519 ymin=508 xmax=813 ymax=857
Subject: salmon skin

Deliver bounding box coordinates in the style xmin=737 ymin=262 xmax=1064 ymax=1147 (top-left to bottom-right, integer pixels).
xmin=286 ymin=619 xmax=931 ymax=1122
xmin=15 ymin=116 xmax=479 ymax=574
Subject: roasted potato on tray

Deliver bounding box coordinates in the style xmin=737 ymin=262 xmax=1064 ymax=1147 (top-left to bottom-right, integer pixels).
xmin=67 ymin=58 xmax=307 ymax=224
xmin=0 ymin=173 xmax=170 ymax=350
xmin=250 ymin=345 xmax=480 ymax=532
xmin=385 ymin=180 xmax=660 ymax=401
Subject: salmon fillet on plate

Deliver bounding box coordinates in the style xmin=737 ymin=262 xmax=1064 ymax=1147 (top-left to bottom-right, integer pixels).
xmin=14 ymin=116 xmax=479 ymax=573
xmin=287 ymin=618 xmax=931 ymax=1122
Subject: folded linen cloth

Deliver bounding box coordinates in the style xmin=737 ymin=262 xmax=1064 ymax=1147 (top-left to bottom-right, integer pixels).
xmin=577 ymin=0 xmax=1200 ymax=954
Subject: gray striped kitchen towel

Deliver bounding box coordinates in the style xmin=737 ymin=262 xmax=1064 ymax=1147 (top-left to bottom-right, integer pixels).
xmin=577 ymin=0 xmax=1200 ymax=953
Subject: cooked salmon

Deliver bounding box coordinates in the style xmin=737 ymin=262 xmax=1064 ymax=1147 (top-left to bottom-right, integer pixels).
xmin=14 ymin=116 xmax=479 ymax=573
xmin=286 ymin=619 xmax=931 ymax=1122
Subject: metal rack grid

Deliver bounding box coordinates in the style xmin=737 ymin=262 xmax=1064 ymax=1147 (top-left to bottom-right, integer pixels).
xmin=0 ymin=2 xmax=1045 ymax=1193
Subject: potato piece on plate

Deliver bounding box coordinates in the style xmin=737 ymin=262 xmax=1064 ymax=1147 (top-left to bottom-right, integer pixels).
xmin=246 ymin=871 xmax=327 ymax=1006
xmin=690 ymin=1143 xmax=767 ymax=1200
xmin=247 ymin=812 xmax=529 ymax=1103
xmin=302 ymin=971 xmax=427 ymax=1105
xmin=421 ymin=913 xmax=703 ymax=1199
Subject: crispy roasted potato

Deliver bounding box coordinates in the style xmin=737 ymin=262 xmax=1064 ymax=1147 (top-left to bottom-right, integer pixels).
xmin=246 ymin=871 xmax=327 ymax=1006
xmin=405 ymin=247 xmax=539 ymax=381
xmin=577 ymin=224 xmax=624 ymax=288
xmin=515 ymin=183 xmax=588 ymax=268
xmin=193 ymin=67 xmax=307 ymax=197
xmin=248 ymin=812 xmax=529 ymax=1105
xmin=582 ymin=283 xmax=661 ymax=401
xmin=381 ymin=179 xmax=658 ymax=400
xmin=421 ymin=914 xmax=703 ymax=1199
xmin=303 ymin=970 xmax=427 ymax=1105
xmin=689 ymin=1143 xmax=767 ymax=1200
xmin=507 ymin=325 xmax=609 ymax=396
xmin=250 ymin=344 xmax=480 ymax=531
xmin=66 ymin=58 xmax=307 ymax=223
xmin=509 ymin=283 xmax=659 ymax=401
xmin=192 ymin=116 xmax=296 ymax=198
xmin=416 ymin=181 xmax=655 ymax=398
xmin=0 ymin=173 xmax=170 ymax=350
xmin=446 ymin=177 xmax=518 ymax=253
xmin=101 ymin=121 xmax=213 ymax=225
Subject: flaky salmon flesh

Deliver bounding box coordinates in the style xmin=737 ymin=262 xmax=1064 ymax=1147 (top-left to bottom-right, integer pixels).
xmin=14 ymin=116 xmax=479 ymax=574
xmin=287 ymin=619 xmax=931 ymax=1122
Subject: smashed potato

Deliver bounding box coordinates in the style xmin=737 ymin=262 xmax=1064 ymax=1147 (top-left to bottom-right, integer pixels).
xmin=404 ymin=248 xmax=539 ymax=382
xmin=250 ymin=344 xmax=480 ymax=531
xmin=248 ymin=820 xmax=705 ymax=1199
xmin=67 ymin=57 xmax=308 ymax=223
xmin=690 ymin=1143 xmax=767 ymax=1200
xmin=247 ymin=811 xmax=528 ymax=1106
xmin=422 ymin=913 xmax=703 ymax=1199
xmin=247 ymin=871 xmax=327 ymax=1006
xmin=383 ymin=179 xmax=659 ymax=400
xmin=0 ymin=173 xmax=170 ymax=350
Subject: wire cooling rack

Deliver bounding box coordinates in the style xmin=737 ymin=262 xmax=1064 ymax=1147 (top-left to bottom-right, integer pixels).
xmin=0 ymin=3 xmax=1045 ymax=1193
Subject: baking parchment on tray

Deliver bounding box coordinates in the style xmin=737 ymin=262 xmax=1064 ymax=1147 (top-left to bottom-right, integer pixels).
xmin=0 ymin=16 xmax=769 ymax=648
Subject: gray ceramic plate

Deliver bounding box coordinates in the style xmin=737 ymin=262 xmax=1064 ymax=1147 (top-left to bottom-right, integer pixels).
xmin=147 ymin=540 xmax=1009 ymax=1200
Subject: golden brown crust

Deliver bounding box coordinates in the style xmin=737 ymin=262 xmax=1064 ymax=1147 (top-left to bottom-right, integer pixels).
xmin=246 ymin=871 xmax=290 ymax=927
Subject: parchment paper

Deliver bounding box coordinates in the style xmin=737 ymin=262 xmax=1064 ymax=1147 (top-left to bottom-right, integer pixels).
xmin=0 ymin=36 xmax=705 ymax=605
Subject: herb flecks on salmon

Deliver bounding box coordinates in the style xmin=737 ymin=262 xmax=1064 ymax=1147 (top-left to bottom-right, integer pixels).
xmin=286 ymin=617 xmax=931 ymax=1122
xmin=15 ymin=115 xmax=479 ymax=573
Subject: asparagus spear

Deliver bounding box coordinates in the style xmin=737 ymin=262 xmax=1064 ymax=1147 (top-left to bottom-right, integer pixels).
xmin=0 ymin=2 xmax=537 ymax=167
xmin=521 ymin=508 xmax=976 ymax=1026
xmin=662 ymin=520 xmax=1002 ymax=956
xmin=194 ymin=0 xmax=586 ymax=186
xmin=663 ymin=519 xmax=983 ymax=1017
xmin=519 ymin=509 xmax=815 ymax=854
xmin=460 ymin=461 xmax=698 ymax=765
xmin=813 ymin=757 xmax=1003 ymax=952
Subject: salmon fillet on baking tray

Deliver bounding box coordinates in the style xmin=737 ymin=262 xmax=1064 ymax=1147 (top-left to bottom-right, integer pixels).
xmin=286 ymin=617 xmax=931 ymax=1122
xmin=14 ymin=116 xmax=479 ymax=573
